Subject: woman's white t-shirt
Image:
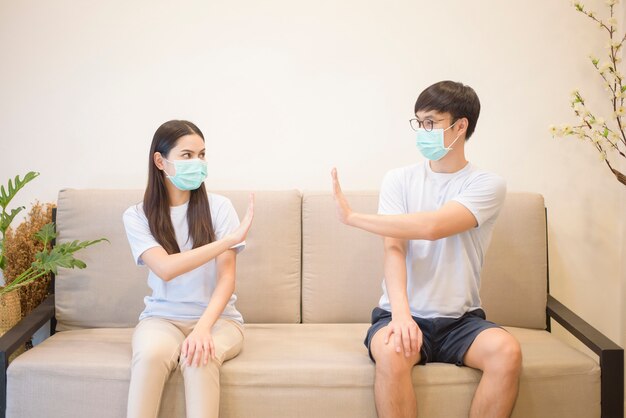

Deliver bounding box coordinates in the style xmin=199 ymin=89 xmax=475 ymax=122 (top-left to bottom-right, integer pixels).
xmin=123 ymin=193 xmax=244 ymax=323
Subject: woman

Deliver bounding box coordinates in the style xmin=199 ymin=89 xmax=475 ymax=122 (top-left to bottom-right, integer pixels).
xmin=123 ymin=120 xmax=254 ymax=418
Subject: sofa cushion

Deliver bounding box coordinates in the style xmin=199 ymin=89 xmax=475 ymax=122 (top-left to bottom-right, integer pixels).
xmin=55 ymin=189 xmax=147 ymax=330
xmin=302 ymin=192 xmax=383 ymax=323
xmin=480 ymin=193 xmax=548 ymax=329
xmin=55 ymin=189 xmax=302 ymax=330
xmin=7 ymin=325 xmax=599 ymax=418
xmin=216 ymin=190 xmax=302 ymax=323
xmin=301 ymin=192 xmax=548 ymax=329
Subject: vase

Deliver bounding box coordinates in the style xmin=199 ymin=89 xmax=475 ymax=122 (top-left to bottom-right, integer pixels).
xmin=0 ymin=290 xmax=24 ymax=362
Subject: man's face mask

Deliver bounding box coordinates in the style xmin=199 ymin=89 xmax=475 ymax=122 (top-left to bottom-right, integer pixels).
xmin=415 ymin=120 xmax=462 ymax=161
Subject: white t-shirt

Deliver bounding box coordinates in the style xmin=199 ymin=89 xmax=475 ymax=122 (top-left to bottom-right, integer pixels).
xmin=123 ymin=193 xmax=244 ymax=323
xmin=378 ymin=161 xmax=506 ymax=319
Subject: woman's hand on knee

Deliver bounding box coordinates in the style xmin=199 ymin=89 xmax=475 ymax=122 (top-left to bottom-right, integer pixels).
xmin=181 ymin=329 xmax=216 ymax=367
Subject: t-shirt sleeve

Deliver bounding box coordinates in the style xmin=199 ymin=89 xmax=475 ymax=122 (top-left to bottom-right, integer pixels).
xmin=378 ymin=169 xmax=406 ymax=215
xmin=453 ymin=173 xmax=507 ymax=227
xmin=213 ymin=197 xmax=245 ymax=254
xmin=122 ymin=205 xmax=161 ymax=266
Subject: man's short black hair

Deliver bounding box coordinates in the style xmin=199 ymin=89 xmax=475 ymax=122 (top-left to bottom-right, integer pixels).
xmin=414 ymin=81 xmax=481 ymax=140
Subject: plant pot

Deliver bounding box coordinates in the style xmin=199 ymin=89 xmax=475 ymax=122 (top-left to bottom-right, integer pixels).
xmin=0 ymin=290 xmax=25 ymax=361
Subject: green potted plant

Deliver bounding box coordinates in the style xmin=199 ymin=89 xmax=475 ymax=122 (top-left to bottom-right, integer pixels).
xmin=0 ymin=172 xmax=106 ymax=349
xmin=3 ymin=201 xmax=55 ymax=318
xmin=551 ymin=0 xmax=626 ymax=186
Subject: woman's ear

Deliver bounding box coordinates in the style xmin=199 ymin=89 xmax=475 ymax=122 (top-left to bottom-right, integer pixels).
xmin=154 ymin=152 xmax=166 ymax=171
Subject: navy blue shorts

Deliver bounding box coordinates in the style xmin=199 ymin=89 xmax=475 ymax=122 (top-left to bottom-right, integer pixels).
xmin=364 ymin=307 xmax=501 ymax=366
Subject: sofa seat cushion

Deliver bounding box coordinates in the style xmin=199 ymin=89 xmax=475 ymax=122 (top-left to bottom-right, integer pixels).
xmin=7 ymin=324 xmax=600 ymax=418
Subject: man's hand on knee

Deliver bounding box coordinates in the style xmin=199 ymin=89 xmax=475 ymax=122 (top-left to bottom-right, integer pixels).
xmin=384 ymin=315 xmax=422 ymax=358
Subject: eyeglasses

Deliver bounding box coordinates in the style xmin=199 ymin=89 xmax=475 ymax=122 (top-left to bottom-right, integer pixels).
xmin=409 ymin=117 xmax=447 ymax=132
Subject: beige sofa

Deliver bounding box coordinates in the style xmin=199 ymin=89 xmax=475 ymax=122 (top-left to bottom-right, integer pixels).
xmin=1 ymin=189 xmax=623 ymax=418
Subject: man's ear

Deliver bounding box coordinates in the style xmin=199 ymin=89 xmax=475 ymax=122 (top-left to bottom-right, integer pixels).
xmin=457 ymin=118 xmax=469 ymax=136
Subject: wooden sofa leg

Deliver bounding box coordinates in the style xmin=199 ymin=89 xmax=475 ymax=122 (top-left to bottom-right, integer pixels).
xmin=600 ymin=348 xmax=624 ymax=418
xmin=1 ymin=350 xmax=7 ymax=418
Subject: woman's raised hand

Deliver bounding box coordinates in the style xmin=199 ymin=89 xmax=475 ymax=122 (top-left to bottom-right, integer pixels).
xmin=227 ymin=193 xmax=255 ymax=245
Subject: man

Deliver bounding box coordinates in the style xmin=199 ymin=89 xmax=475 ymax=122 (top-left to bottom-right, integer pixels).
xmin=331 ymin=80 xmax=521 ymax=418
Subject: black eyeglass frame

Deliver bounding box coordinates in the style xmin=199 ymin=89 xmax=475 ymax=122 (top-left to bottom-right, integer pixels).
xmin=409 ymin=117 xmax=451 ymax=132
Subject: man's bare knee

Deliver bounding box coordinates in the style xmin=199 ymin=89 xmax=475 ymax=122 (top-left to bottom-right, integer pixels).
xmin=371 ymin=329 xmax=420 ymax=379
xmin=478 ymin=332 xmax=522 ymax=377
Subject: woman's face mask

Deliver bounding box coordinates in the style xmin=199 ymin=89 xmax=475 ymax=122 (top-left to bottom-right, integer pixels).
xmin=163 ymin=158 xmax=208 ymax=191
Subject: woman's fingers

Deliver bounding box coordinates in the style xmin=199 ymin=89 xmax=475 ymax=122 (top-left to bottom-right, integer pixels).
xmin=186 ymin=342 xmax=196 ymax=367
xmin=203 ymin=341 xmax=210 ymax=366
xmin=209 ymin=339 xmax=216 ymax=360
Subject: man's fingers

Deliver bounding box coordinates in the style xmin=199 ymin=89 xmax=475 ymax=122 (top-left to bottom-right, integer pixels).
xmin=331 ymin=168 xmax=342 ymax=193
xmin=394 ymin=328 xmax=402 ymax=353
xmin=402 ymin=327 xmax=412 ymax=356
xmin=383 ymin=325 xmax=394 ymax=344
xmin=408 ymin=326 xmax=417 ymax=353
xmin=417 ymin=327 xmax=423 ymax=352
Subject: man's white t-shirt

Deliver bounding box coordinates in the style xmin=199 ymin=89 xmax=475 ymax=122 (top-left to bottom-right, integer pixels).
xmin=123 ymin=193 xmax=244 ymax=323
xmin=378 ymin=161 xmax=506 ymax=319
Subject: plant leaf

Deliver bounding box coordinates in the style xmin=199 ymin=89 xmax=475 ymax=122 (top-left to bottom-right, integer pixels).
xmin=31 ymin=237 xmax=108 ymax=274
xmin=32 ymin=250 xmax=74 ymax=275
xmin=34 ymin=222 xmax=56 ymax=245
xmin=0 ymin=206 xmax=25 ymax=232
xmin=56 ymin=238 xmax=108 ymax=256
xmin=0 ymin=172 xmax=40 ymax=210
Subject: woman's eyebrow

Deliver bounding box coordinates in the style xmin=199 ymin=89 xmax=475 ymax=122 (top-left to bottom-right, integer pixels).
xmin=178 ymin=148 xmax=206 ymax=153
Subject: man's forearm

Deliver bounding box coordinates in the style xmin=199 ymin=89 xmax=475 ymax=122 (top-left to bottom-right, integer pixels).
xmin=349 ymin=212 xmax=436 ymax=241
xmin=384 ymin=245 xmax=413 ymax=318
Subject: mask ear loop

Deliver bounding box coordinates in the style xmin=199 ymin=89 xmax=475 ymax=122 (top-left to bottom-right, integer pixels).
xmin=443 ymin=120 xmax=462 ymax=150
xmin=161 ymin=157 xmax=174 ymax=177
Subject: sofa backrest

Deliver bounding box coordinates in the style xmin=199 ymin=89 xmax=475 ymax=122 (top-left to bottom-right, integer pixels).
xmin=55 ymin=189 xmax=547 ymax=330
xmin=301 ymin=192 xmax=383 ymax=323
xmin=480 ymin=193 xmax=547 ymax=328
xmin=301 ymin=192 xmax=548 ymax=329
xmin=54 ymin=189 xmax=302 ymax=330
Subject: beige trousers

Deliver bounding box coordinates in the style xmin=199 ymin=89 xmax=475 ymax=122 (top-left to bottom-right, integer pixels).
xmin=126 ymin=317 xmax=244 ymax=418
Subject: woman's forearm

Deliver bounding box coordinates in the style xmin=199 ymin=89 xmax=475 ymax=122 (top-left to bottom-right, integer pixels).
xmin=141 ymin=237 xmax=237 ymax=282
xmin=196 ymin=276 xmax=235 ymax=330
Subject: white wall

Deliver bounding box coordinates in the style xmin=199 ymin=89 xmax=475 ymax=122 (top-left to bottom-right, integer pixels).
xmin=1 ymin=0 xmax=624 ymax=360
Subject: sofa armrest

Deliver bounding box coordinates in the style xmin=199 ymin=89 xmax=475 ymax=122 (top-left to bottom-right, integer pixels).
xmin=0 ymin=293 xmax=55 ymax=418
xmin=547 ymin=294 xmax=623 ymax=418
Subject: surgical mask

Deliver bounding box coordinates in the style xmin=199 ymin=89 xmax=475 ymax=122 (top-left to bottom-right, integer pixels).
xmin=415 ymin=120 xmax=462 ymax=161
xmin=163 ymin=158 xmax=208 ymax=191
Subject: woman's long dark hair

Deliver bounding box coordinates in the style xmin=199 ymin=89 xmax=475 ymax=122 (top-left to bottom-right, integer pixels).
xmin=143 ymin=120 xmax=216 ymax=254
